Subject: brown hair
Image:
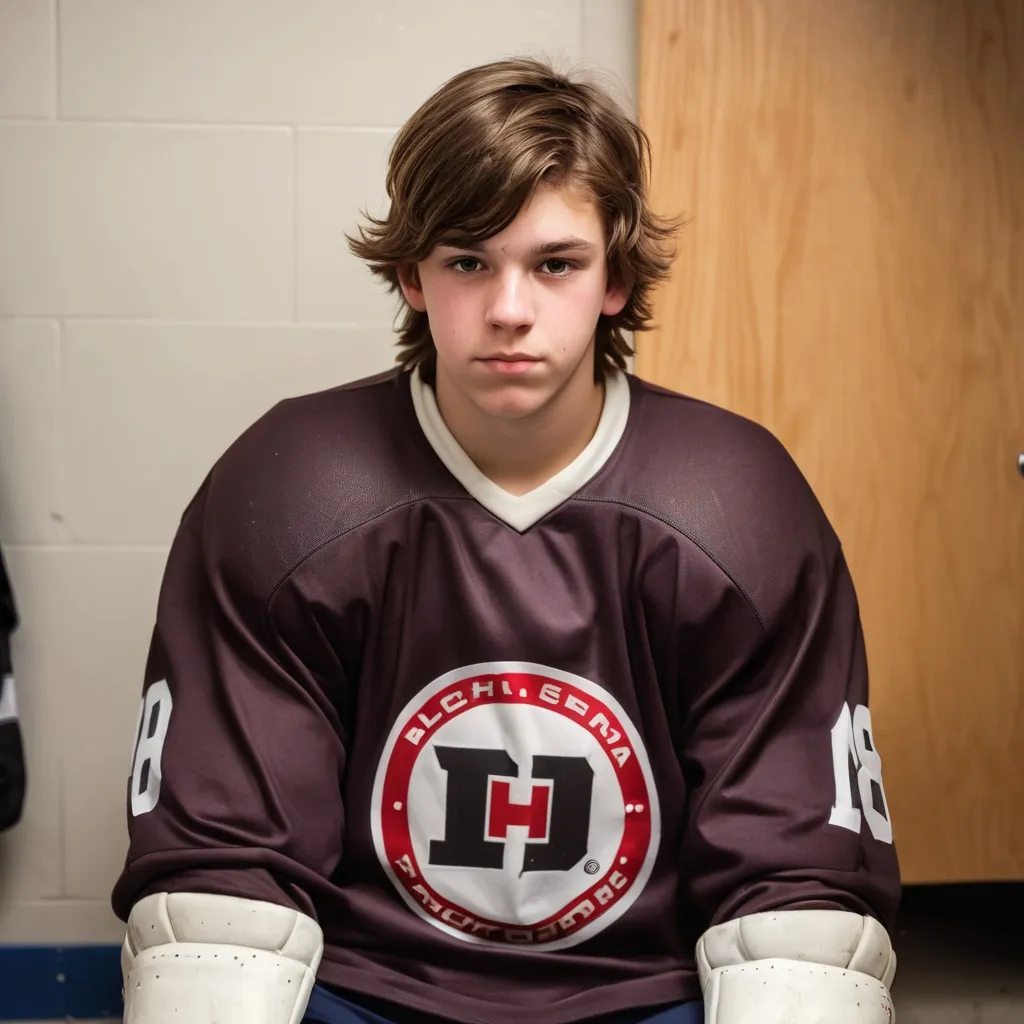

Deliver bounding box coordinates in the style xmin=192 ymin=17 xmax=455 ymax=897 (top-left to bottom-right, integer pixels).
xmin=347 ymin=56 xmax=680 ymax=382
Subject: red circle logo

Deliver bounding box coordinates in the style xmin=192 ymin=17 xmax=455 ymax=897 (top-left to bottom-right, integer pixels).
xmin=371 ymin=662 xmax=660 ymax=949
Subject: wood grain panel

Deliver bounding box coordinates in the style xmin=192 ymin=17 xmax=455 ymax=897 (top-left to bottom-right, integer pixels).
xmin=638 ymin=0 xmax=1023 ymax=882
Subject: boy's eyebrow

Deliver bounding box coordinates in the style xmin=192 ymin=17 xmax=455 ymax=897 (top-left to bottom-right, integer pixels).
xmin=531 ymin=237 xmax=597 ymax=257
xmin=440 ymin=236 xmax=597 ymax=257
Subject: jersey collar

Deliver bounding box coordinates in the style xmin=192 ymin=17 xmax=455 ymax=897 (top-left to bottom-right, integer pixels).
xmin=410 ymin=364 xmax=631 ymax=532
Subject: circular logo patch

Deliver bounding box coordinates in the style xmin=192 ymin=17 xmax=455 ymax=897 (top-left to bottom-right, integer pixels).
xmin=370 ymin=662 xmax=660 ymax=950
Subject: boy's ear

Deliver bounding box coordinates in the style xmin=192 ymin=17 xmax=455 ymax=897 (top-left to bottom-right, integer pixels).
xmin=397 ymin=263 xmax=428 ymax=312
xmin=602 ymin=269 xmax=634 ymax=318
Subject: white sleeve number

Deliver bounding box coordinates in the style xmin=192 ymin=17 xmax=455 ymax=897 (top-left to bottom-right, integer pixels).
xmin=130 ymin=680 xmax=173 ymax=817
xmin=828 ymin=702 xmax=893 ymax=844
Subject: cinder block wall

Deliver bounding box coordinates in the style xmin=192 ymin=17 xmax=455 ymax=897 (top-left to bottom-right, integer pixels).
xmin=0 ymin=0 xmax=637 ymax=946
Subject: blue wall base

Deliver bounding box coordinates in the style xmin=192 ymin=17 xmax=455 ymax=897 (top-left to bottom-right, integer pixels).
xmin=0 ymin=945 xmax=122 ymax=1020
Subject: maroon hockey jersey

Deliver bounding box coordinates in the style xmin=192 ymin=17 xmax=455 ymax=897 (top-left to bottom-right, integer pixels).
xmin=112 ymin=368 xmax=900 ymax=1023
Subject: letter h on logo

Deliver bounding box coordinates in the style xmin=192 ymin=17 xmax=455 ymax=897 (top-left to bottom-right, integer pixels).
xmin=487 ymin=779 xmax=551 ymax=841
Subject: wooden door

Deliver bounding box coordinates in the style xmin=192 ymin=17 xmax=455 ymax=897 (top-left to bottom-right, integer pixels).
xmin=637 ymin=0 xmax=1023 ymax=883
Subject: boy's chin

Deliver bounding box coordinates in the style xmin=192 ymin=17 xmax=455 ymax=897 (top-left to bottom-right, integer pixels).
xmin=469 ymin=385 xmax=554 ymax=421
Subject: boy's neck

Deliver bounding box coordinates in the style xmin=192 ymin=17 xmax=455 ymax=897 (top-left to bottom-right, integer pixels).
xmin=433 ymin=369 xmax=607 ymax=497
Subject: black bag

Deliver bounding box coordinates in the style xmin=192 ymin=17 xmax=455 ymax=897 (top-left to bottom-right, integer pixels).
xmin=0 ymin=546 xmax=25 ymax=831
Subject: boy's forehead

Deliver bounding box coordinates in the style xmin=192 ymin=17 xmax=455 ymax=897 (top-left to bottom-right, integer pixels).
xmin=437 ymin=185 xmax=603 ymax=253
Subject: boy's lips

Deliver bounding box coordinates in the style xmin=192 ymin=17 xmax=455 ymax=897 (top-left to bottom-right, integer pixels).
xmin=479 ymin=355 xmax=543 ymax=375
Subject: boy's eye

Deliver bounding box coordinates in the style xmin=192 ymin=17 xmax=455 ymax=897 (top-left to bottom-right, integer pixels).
xmin=543 ymin=259 xmax=573 ymax=276
xmin=450 ymin=257 xmax=482 ymax=273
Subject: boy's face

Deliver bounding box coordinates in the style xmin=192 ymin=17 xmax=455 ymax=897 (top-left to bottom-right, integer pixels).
xmin=398 ymin=184 xmax=629 ymax=423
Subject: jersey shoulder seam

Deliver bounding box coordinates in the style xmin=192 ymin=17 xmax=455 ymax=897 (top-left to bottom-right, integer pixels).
xmin=263 ymin=491 xmax=473 ymax=620
xmin=571 ymin=493 xmax=769 ymax=632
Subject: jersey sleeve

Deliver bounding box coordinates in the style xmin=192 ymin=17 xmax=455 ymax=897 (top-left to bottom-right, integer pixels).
xmin=110 ymin=475 xmax=350 ymax=922
xmin=677 ymin=513 xmax=901 ymax=934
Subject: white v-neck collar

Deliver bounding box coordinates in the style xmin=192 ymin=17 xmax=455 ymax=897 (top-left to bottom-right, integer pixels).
xmin=410 ymin=365 xmax=630 ymax=532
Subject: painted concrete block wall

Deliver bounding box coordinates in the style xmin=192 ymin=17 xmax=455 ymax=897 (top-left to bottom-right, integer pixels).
xmin=0 ymin=0 xmax=637 ymax=944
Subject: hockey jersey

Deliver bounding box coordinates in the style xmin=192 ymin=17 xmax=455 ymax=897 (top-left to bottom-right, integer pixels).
xmin=112 ymin=368 xmax=900 ymax=1023
xmin=0 ymin=545 xmax=25 ymax=831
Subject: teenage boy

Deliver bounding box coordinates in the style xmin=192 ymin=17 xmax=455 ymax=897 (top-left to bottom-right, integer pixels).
xmin=113 ymin=57 xmax=900 ymax=1024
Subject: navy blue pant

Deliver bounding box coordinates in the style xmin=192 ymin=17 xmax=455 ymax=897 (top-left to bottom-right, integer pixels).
xmin=304 ymin=984 xmax=703 ymax=1024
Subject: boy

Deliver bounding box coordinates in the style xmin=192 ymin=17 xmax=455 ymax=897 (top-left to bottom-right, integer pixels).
xmin=112 ymin=58 xmax=900 ymax=1024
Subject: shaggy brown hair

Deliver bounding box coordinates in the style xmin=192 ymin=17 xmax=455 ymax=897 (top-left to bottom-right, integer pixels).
xmin=347 ymin=56 xmax=680 ymax=382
